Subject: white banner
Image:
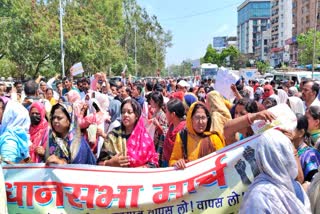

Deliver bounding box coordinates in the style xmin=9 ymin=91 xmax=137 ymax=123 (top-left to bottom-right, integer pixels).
xmin=3 ymin=134 xmax=263 ymax=213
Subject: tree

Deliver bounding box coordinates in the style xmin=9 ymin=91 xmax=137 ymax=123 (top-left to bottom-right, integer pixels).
xmin=256 ymin=61 xmax=270 ymax=75
xmin=297 ymin=29 xmax=320 ymax=65
xmin=0 ymin=0 xmax=172 ymax=79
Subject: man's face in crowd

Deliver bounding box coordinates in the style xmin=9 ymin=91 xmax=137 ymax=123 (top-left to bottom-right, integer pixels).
xmin=302 ymin=82 xmax=315 ymax=101
xmin=16 ymin=83 xmax=23 ymax=94
xmin=111 ymin=86 xmax=118 ymax=97
xmin=63 ymin=79 xmax=72 ymax=90
xmin=131 ymin=86 xmax=139 ymax=98
xmin=120 ymin=87 xmax=128 ymax=99
xmin=77 ymin=82 xmax=83 ymax=92
xmin=40 ymin=83 xmax=47 ymax=92
xmin=82 ymin=82 xmax=89 ymax=92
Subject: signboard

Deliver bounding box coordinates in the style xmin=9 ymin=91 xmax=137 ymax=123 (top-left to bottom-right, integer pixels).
xmin=70 ymin=62 xmax=84 ymax=76
xmin=2 ymin=134 xmax=264 ymax=214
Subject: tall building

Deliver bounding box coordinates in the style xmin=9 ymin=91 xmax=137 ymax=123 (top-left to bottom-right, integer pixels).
xmin=270 ymin=0 xmax=293 ymax=67
xmin=255 ymin=29 xmax=271 ymax=61
xmin=289 ymin=0 xmax=320 ymax=65
xmin=237 ymin=0 xmax=271 ymax=56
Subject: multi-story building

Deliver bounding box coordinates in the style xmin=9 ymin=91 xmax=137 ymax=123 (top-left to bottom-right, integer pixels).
xmin=255 ymin=29 xmax=271 ymax=61
xmin=270 ymin=0 xmax=293 ymax=67
xmin=237 ymin=0 xmax=271 ymax=58
xmin=289 ymin=0 xmax=320 ymax=65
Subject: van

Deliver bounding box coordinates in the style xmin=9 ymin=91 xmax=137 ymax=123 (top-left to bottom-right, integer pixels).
xmin=272 ymin=71 xmax=320 ymax=86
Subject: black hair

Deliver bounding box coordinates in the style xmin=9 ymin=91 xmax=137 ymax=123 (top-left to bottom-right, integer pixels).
xmin=153 ymin=83 xmax=163 ymax=93
xmin=14 ymin=81 xmax=22 ymax=87
xmin=80 ymin=77 xmax=90 ymax=85
xmin=150 ymin=91 xmax=164 ymax=108
xmin=24 ymin=80 xmax=38 ymax=96
xmin=308 ymin=105 xmax=320 ymax=120
xmin=191 ymin=102 xmax=212 ymax=132
xmin=50 ymin=103 xmax=72 ymax=128
xmin=296 ymin=113 xmax=309 ymax=138
xmin=62 ymin=77 xmax=71 ymax=82
xmin=262 ymin=97 xmax=277 ymax=109
xmin=146 ymin=81 xmax=153 ymax=91
xmin=312 ymin=82 xmax=320 ymax=95
xmin=166 ymin=98 xmax=185 ymax=119
xmin=46 ymin=88 xmax=54 ymax=93
xmin=121 ymin=99 xmax=141 ymax=120
xmin=236 ymin=98 xmax=259 ymax=113
xmin=133 ymin=84 xmax=143 ymax=94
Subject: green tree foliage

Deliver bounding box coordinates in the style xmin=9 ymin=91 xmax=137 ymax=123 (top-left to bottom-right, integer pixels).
xmin=201 ymin=44 xmax=240 ymax=68
xmin=256 ymin=61 xmax=270 ymax=75
xmin=0 ymin=0 xmax=172 ymax=79
xmin=297 ymin=29 xmax=320 ymax=65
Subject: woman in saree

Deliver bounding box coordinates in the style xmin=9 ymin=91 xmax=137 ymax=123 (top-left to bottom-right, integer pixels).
xmin=170 ymin=102 xmax=225 ymax=169
xmin=97 ymin=99 xmax=158 ymax=168
xmin=0 ymin=98 xmax=31 ymax=164
xmin=29 ymin=102 xmax=49 ymax=163
xmin=45 ymin=103 xmax=96 ymax=165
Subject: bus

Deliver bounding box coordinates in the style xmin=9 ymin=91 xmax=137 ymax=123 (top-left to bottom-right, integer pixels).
xmin=200 ymin=63 xmax=219 ymax=80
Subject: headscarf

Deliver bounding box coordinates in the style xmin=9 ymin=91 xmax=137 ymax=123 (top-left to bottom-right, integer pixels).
xmin=126 ymin=117 xmax=159 ymax=167
xmin=262 ymin=84 xmax=274 ymax=99
xmin=66 ymin=90 xmax=81 ymax=103
xmin=288 ymin=87 xmax=299 ymax=97
xmin=29 ymin=102 xmax=49 ymax=163
xmin=0 ymin=100 xmax=31 ymax=163
xmin=186 ymin=102 xmax=212 ymax=136
xmin=206 ymin=91 xmax=231 ymax=134
xmin=277 ymin=89 xmax=288 ymax=104
xmin=240 ymin=129 xmax=311 ymax=213
xmin=109 ymin=99 xmax=121 ymax=123
xmin=47 ymin=103 xmax=84 ymax=163
xmin=183 ymin=93 xmax=198 ymax=110
xmin=171 ymin=91 xmax=184 ymax=101
xmin=307 ymin=170 xmax=320 ymax=213
xmin=288 ymin=96 xmax=305 ymax=115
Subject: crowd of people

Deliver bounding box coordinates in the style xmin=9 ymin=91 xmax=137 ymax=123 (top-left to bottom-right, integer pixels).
xmin=0 ymin=72 xmax=319 ymax=212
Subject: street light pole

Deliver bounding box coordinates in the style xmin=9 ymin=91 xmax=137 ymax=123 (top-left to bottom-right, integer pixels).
xmin=312 ymin=0 xmax=318 ymax=79
xmin=59 ymin=0 xmax=65 ymax=78
xmin=134 ymin=25 xmax=137 ymax=77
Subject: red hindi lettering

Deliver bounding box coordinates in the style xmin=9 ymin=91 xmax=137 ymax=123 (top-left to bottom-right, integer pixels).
xmin=196 ymin=154 xmax=227 ymax=187
xmin=95 ymin=186 xmax=114 ymax=208
xmin=152 ymin=181 xmax=184 ymax=204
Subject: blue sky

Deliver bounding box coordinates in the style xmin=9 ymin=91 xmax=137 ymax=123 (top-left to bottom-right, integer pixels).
xmin=136 ymin=0 xmax=242 ymax=66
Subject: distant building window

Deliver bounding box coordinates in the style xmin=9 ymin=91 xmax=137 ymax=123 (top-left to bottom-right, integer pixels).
xmin=264 ymin=39 xmax=268 ymax=45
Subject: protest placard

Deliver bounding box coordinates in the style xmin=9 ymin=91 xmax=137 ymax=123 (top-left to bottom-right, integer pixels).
xmin=70 ymin=62 xmax=84 ymax=76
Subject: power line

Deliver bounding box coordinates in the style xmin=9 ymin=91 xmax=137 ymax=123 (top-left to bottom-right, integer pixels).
xmin=160 ymin=1 xmax=243 ymax=22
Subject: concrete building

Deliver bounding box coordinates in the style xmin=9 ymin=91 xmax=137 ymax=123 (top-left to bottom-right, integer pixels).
xmin=289 ymin=0 xmax=320 ymax=65
xmin=237 ymin=0 xmax=271 ymax=57
xmin=255 ymin=29 xmax=271 ymax=61
xmin=270 ymin=0 xmax=293 ymax=67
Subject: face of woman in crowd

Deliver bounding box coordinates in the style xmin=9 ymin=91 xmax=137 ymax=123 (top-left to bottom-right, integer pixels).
xmin=150 ymin=98 xmax=158 ymax=109
xmin=30 ymin=107 xmax=41 ymax=126
xmin=234 ymin=104 xmax=248 ymax=119
xmin=165 ymin=108 xmax=173 ymax=124
xmin=121 ymin=103 xmax=138 ymax=129
xmin=46 ymin=90 xmax=53 ymax=100
xmin=192 ymin=107 xmax=208 ymax=134
xmin=51 ymin=108 xmax=70 ymax=136
xmin=305 ymin=110 xmax=319 ymax=131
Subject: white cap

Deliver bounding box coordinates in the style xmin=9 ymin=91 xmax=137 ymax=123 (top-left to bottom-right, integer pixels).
xmin=177 ymin=80 xmax=190 ymax=88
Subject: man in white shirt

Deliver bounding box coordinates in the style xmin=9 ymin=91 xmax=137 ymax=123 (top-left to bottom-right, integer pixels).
xmin=302 ymin=80 xmax=320 ymax=109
